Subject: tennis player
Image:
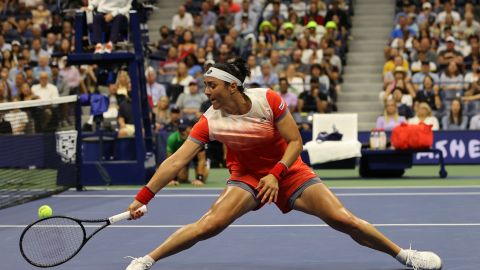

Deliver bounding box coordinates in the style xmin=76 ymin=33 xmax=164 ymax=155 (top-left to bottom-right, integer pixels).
xmin=126 ymin=58 xmax=442 ymax=270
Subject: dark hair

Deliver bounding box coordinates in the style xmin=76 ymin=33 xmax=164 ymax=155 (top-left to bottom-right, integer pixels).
xmin=213 ymin=57 xmax=250 ymax=92
xmin=449 ymin=98 xmax=463 ymax=124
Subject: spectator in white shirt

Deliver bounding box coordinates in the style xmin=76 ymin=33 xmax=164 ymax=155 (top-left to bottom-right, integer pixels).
xmin=408 ymin=102 xmax=439 ymax=130
xmin=32 ymin=71 xmax=59 ymax=100
xmin=436 ymin=2 xmax=460 ymax=25
xmin=145 ymin=67 xmax=166 ymax=108
xmin=171 ymin=5 xmax=193 ymax=30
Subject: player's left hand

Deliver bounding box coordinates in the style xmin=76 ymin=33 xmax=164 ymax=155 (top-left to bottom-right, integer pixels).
xmin=256 ymin=174 xmax=279 ymax=204
xmin=192 ymin=179 xmax=204 ymax=186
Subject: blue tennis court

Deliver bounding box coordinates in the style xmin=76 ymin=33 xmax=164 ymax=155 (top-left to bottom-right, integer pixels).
xmin=1 ymin=186 xmax=480 ymax=270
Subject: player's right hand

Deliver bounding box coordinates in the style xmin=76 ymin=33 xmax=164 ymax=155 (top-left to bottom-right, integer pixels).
xmin=128 ymin=200 xmax=145 ymax=220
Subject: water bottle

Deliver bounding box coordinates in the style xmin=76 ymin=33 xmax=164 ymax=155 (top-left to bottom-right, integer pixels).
xmin=370 ymin=129 xmax=378 ymax=149
xmin=378 ymin=129 xmax=387 ymax=150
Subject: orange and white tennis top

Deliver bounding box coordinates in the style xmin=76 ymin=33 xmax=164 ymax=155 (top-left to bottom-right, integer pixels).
xmin=189 ymin=88 xmax=307 ymax=179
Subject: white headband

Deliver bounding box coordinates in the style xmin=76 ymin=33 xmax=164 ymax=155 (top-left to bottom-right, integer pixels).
xmin=205 ymin=67 xmax=242 ymax=86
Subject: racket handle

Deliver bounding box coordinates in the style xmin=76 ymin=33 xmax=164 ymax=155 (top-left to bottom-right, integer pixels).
xmin=109 ymin=205 xmax=147 ymax=224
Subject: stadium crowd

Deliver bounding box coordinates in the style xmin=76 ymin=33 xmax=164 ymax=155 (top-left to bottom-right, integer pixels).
xmin=378 ymin=0 xmax=480 ymax=131
xmin=0 ymin=0 xmax=353 ymax=136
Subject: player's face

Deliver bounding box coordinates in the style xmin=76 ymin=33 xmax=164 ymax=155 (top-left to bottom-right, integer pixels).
xmin=204 ymin=77 xmax=230 ymax=110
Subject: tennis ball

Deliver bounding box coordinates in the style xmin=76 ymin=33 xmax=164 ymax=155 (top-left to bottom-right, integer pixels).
xmin=38 ymin=205 xmax=53 ymax=219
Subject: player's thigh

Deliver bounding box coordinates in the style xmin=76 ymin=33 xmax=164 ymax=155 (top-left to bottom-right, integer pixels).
xmin=293 ymin=182 xmax=351 ymax=222
xmin=199 ymin=185 xmax=258 ymax=226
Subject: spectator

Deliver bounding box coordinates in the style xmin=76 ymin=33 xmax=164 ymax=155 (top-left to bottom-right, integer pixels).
xmin=408 ymin=102 xmax=439 ymax=130
xmin=44 ymin=33 xmax=58 ymax=55
xmin=382 ymin=66 xmax=416 ymax=107
xmin=166 ymin=118 xmax=208 ymax=186
xmin=192 ymin=15 xmax=207 ymax=45
xmin=171 ymin=62 xmax=194 ymax=93
xmin=416 ymin=75 xmax=443 ymax=112
xmin=3 ymin=101 xmax=29 ymax=134
xmin=234 ymin=0 xmax=258 ymax=34
xmin=302 ymin=2 xmax=325 ymax=26
xmin=416 ymin=2 xmax=436 ymax=26
xmin=262 ymin=0 xmax=288 ymax=21
xmin=376 ymin=99 xmax=406 ymax=131
xmin=277 ymin=77 xmax=297 ymax=112
xmin=0 ymin=80 xmax=12 ymax=103
xmin=171 ymin=5 xmax=193 ymax=30
xmin=411 ymin=61 xmax=439 ymax=90
xmin=178 ymin=30 xmax=197 ymax=60
xmin=153 ymin=96 xmax=171 ymax=132
xmin=440 ymin=61 xmax=464 ymax=100
xmin=285 ymin=64 xmax=305 ymax=95
xmin=200 ymin=1 xmax=217 ymax=29
xmin=459 ymin=12 xmax=480 ymax=39
xmin=59 ymin=59 xmax=81 ymax=96
xmin=437 ymin=36 xmax=463 ymax=68
xmin=298 ymin=77 xmax=327 ymax=113
xmin=30 ymin=38 xmax=48 ymax=63
xmin=411 ymin=37 xmax=437 ymax=65
xmin=442 ymin=98 xmax=468 ymax=130
xmin=87 ymin=0 xmax=132 ymax=54
xmin=145 ymin=67 xmax=166 ymax=108
xmin=254 ymin=62 xmax=278 ymax=89
xmin=31 ymin=4 xmax=51 ymax=29
xmin=200 ymin=25 xmax=222 ymax=49
xmin=157 ymin=25 xmax=172 ymax=51
xmin=11 ymin=73 xmax=26 ymax=98
xmin=289 ymin=0 xmax=306 ymax=18
xmin=391 ymin=88 xmax=414 ymax=119
xmin=33 ymin=54 xmax=51 ymax=80
xmin=244 ymin=55 xmax=261 ymax=86
xmin=31 ymin=71 xmax=59 ymax=100
xmin=175 ymin=80 xmax=207 ymax=119
xmin=464 ymin=35 xmax=479 ymax=66
xmin=117 ymin=90 xmax=135 ymax=138
xmin=464 ymin=61 xmax=480 ymax=89
xmin=18 ymin=82 xmax=38 ymax=101
xmin=436 ymin=2 xmax=460 ymax=25
xmin=159 ymin=47 xmax=179 ymax=76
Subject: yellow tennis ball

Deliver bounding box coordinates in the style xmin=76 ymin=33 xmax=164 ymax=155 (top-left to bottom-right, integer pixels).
xmin=38 ymin=205 xmax=53 ymax=219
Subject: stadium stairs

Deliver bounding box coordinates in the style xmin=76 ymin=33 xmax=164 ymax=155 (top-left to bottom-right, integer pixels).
xmin=339 ymin=0 xmax=395 ymax=131
xmin=146 ymin=1 xmax=180 ymax=43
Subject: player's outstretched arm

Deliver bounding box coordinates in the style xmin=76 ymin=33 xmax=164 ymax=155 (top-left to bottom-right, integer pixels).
xmin=129 ymin=140 xmax=203 ymax=218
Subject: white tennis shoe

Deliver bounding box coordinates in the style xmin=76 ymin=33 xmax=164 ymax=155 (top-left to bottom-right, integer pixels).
xmin=403 ymin=249 xmax=442 ymax=270
xmin=125 ymin=256 xmax=154 ymax=270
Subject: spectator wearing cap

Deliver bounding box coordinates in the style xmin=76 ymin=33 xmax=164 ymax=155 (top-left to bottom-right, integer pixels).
xmin=258 ymin=20 xmax=276 ymax=45
xmin=382 ymin=66 xmax=416 ymax=107
xmin=200 ymin=1 xmax=217 ymax=29
xmin=412 ymin=61 xmax=439 ymax=90
xmin=175 ymin=80 xmax=207 ymax=120
xmin=304 ymin=21 xmax=324 ymax=48
xmin=277 ymin=77 xmax=298 ymax=112
xmin=416 ymin=2 xmax=436 ymax=26
xmin=86 ymin=0 xmax=132 ymax=54
xmin=263 ymin=0 xmax=288 ymax=22
xmin=166 ymin=117 xmax=209 ymax=187
xmin=33 ymin=54 xmax=52 ymax=80
xmin=10 ymin=40 xmax=22 ymax=61
xmin=145 ymin=67 xmax=167 ymax=108
xmin=171 ymin=5 xmax=193 ymax=30
xmin=31 ymin=71 xmax=59 ymax=100
xmin=436 ymin=2 xmax=460 ymax=25
xmin=437 ymin=36 xmax=463 ymax=68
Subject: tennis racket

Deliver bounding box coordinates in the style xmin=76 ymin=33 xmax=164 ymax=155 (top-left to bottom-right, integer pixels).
xmin=19 ymin=205 xmax=147 ymax=268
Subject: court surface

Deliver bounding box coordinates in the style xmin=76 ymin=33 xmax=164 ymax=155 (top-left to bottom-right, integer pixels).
xmin=1 ymin=186 xmax=480 ymax=270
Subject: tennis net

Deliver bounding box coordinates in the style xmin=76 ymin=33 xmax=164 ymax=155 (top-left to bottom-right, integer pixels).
xmin=0 ymin=95 xmax=79 ymax=209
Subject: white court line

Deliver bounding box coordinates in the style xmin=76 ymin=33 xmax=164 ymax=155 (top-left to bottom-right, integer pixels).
xmin=70 ymin=186 xmax=480 ymax=191
xmin=2 ymin=223 xmax=480 ymax=229
xmin=48 ymin=192 xmax=480 ymax=198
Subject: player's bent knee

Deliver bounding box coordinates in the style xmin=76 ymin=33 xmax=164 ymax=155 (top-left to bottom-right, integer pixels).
xmin=195 ymin=215 xmax=230 ymax=240
xmin=327 ymin=211 xmax=363 ymax=234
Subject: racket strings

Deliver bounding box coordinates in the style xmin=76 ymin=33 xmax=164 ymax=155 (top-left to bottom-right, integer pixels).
xmin=21 ymin=217 xmax=85 ymax=267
